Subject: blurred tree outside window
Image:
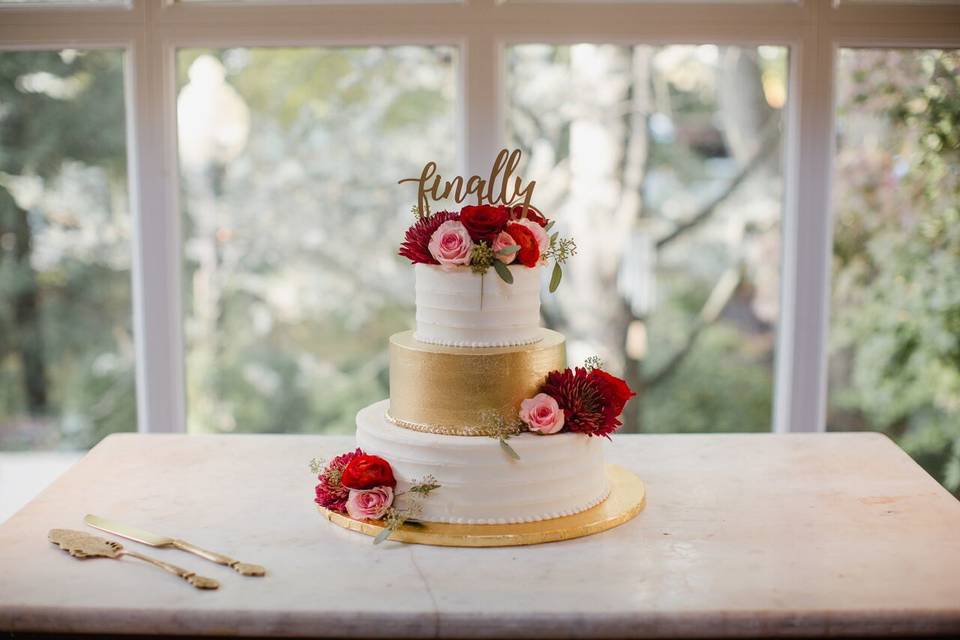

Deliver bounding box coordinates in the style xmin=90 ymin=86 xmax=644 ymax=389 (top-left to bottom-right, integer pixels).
xmin=508 ymin=44 xmax=787 ymax=434
xmin=829 ymin=49 xmax=960 ymax=496
xmin=0 ymin=50 xmax=134 ymax=451
xmin=177 ymin=47 xmax=457 ymax=435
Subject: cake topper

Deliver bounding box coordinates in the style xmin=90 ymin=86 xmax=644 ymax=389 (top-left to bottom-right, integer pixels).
xmin=397 ymin=148 xmax=576 ymax=292
xmin=399 ymin=149 xmax=536 ymax=219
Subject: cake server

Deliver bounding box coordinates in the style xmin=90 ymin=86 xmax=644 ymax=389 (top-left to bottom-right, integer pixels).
xmin=84 ymin=514 xmax=266 ymax=576
xmin=49 ymin=529 xmax=219 ymax=590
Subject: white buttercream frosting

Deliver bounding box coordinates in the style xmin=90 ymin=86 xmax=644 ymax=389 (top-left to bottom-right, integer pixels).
xmin=414 ymin=263 xmax=542 ymax=348
xmin=355 ymin=400 xmax=610 ymax=524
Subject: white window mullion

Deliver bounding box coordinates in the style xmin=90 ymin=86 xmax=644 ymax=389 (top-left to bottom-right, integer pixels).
xmin=461 ymin=15 xmax=503 ymax=176
xmin=773 ymin=15 xmax=834 ymax=434
xmin=126 ymin=5 xmax=186 ymax=434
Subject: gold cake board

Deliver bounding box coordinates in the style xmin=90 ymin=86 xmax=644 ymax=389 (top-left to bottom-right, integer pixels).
xmin=318 ymin=464 xmax=645 ymax=547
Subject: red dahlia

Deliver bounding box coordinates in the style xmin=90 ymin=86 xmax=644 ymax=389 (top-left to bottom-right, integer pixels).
xmin=542 ymin=367 xmax=623 ymax=438
xmin=314 ymin=448 xmax=362 ymax=513
xmin=398 ymin=210 xmax=459 ymax=265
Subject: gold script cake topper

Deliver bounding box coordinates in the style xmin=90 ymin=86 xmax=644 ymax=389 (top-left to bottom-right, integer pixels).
xmin=399 ymin=148 xmax=536 ymax=219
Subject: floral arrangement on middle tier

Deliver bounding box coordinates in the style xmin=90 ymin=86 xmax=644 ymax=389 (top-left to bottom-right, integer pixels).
xmin=398 ymin=203 xmax=576 ymax=292
xmin=518 ymin=358 xmax=636 ymax=439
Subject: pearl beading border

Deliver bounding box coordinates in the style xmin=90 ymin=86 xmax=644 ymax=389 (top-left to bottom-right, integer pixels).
xmin=416 ymin=485 xmax=612 ymax=525
xmin=384 ymin=411 xmax=523 ymax=437
xmin=412 ymin=333 xmax=543 ymax=348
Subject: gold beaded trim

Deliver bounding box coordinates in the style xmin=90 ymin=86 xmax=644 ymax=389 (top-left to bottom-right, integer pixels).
xmin=385 ymin=411 xmax=524 ymax=437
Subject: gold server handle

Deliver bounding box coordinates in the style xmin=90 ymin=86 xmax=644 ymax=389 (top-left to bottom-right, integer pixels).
xmin=121 ymin=550 xmax=219 ymax=590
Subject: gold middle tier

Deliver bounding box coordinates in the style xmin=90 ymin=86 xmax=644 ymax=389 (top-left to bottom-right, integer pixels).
xmin=388 ymin=329 xmax=566 ymax=436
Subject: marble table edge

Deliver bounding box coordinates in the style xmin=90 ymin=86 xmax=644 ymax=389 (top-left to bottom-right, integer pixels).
xmin=3 ymin=606 xmax=960 ymax=638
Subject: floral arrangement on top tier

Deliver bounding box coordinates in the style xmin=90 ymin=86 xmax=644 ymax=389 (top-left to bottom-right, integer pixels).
xmin=397 ymin=149 xmax=576 ymax=292
xmin=399 ymin=203 xmax=576 ymax=292
xmin=518 ymin=357 xmax=636 ymax=439
xmin=311 ymin=450 xmax=440 ymax=544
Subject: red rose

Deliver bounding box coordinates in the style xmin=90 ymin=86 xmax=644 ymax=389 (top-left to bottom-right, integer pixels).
xmin=341 ymin=454 xmax=396 ymax=490
xmin=508 ymin=204 xmax=549 ymax=228
xmin=589 ymin=369 xmax=636 ymax=417
xmin=505 ymin=222 xmax=540 ymax=267
xmin=460 ymin=205 xmax=510 ymax=243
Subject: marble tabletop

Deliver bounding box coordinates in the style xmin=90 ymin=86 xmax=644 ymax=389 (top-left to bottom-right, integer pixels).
xmin=1 ymin=432 xmax=959 ymax=638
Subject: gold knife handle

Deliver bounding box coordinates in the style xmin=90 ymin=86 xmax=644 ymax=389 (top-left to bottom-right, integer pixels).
xmin=121 ymin=550 xmax=219 ymax=590
xmin=171 ymin=539 xmax=266 ymax=576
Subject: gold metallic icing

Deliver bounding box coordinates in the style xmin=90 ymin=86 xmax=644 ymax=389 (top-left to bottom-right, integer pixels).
xmin=318 ymin=464 xmax=646 ymax=547
xmin=388 ymin=329 xmax=566 ymax=437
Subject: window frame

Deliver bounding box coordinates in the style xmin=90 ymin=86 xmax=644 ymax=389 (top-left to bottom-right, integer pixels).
xmin=1 ymin=0 xmax=958 ymax=435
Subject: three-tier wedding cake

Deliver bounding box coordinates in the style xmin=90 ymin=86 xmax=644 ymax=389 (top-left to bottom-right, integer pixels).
xmin=313 ymin=151 xmax=636 ymax=538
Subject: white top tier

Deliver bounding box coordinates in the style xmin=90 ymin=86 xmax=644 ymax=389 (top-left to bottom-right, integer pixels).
xmin=414 ymin=263 xmax=542 ymax=347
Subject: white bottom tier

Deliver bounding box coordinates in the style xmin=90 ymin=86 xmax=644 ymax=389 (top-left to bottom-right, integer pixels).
xmin=355 ymin=400 xmax=610 ymax=525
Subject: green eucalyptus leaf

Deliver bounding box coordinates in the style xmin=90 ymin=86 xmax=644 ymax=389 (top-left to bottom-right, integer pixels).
xmin=373 ymin=526 xmax=393 ymax=545
xmin=550 ymin=231 xmax=559 ymax=245
xmin=498 ymin=245 xmax=520 ymax=255
xmin=493 ymin=260 xmax=514 ymax=284
xmin=500 ymin=437 xmax=521 ymax=460
xmin=545 ymin=220 xmax=555 ymax=232
xmin=549 ymin=262 xmax=563 ymax=293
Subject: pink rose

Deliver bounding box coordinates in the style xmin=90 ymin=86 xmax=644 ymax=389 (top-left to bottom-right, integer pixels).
xmin=492 ymin=231 xmax=518 ymax=264
xmin=511 ymin=218 xmax=549 ymax=259
xmin=428 ymin=220 xmax=473 ymax=269
xmin=345 ymin=486 xmax=394 ymax=520
xmin=519 ymin=393 xmax=565 ymax=434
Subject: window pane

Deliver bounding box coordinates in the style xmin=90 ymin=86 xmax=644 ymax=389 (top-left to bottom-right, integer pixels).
xmin=508 ymin=44 xmax=786 ymax=433
xmin=177 ymin=47 xmax=457 ymax=434
xmin=0 ymin=50 xmax=134 ymax=450
xmin=829 ymin=49 xmax=960 ymax=495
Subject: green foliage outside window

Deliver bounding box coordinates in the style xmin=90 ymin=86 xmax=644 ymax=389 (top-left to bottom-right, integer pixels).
xmin=0 ymin=50 xmax=133 ymax=450
xmin=830 ymin=49 xmax=960 ymax=494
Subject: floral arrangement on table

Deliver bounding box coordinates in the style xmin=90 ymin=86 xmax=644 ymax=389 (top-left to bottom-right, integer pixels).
xmin=398 ymin=203 xmax=577 ymax=292
xmin=518 ymin=358 xmax=636 ymax=439
xmin=312 ymin=450 xmax=440 ymax=544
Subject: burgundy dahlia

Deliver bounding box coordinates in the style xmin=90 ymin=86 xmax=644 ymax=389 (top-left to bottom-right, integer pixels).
xmin=542 ymin=367 xmax=624 ymax=438
xmin=398 ymin=210 xmax=460 ymax=265
xmin=314 ymin=448 xmax=362 ymax=513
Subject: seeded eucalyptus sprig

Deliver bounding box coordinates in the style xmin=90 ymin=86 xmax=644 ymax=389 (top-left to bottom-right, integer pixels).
xmin=373 ymin=476 xmax=440 ymax=545
xmin=410 ymin=199 xmax=431 ymax=220
xmin=309 ymin=457 xmax=326 ymax=475
xmin=478 ymin=409 xmax=523 ymax=460
xmin=407 ymin=475 xmax=441 ymax=496
xmin=584 ymin=355 xmax=604 ymax=371
xmin=375 ymin=502 xmax=425 ymax=545
xmin=544 ymin=234 xmax=578 ymax=293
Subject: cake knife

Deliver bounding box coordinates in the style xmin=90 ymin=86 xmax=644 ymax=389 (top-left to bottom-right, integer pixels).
xmin=84 ymin=514 xmax=266 ymax=576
